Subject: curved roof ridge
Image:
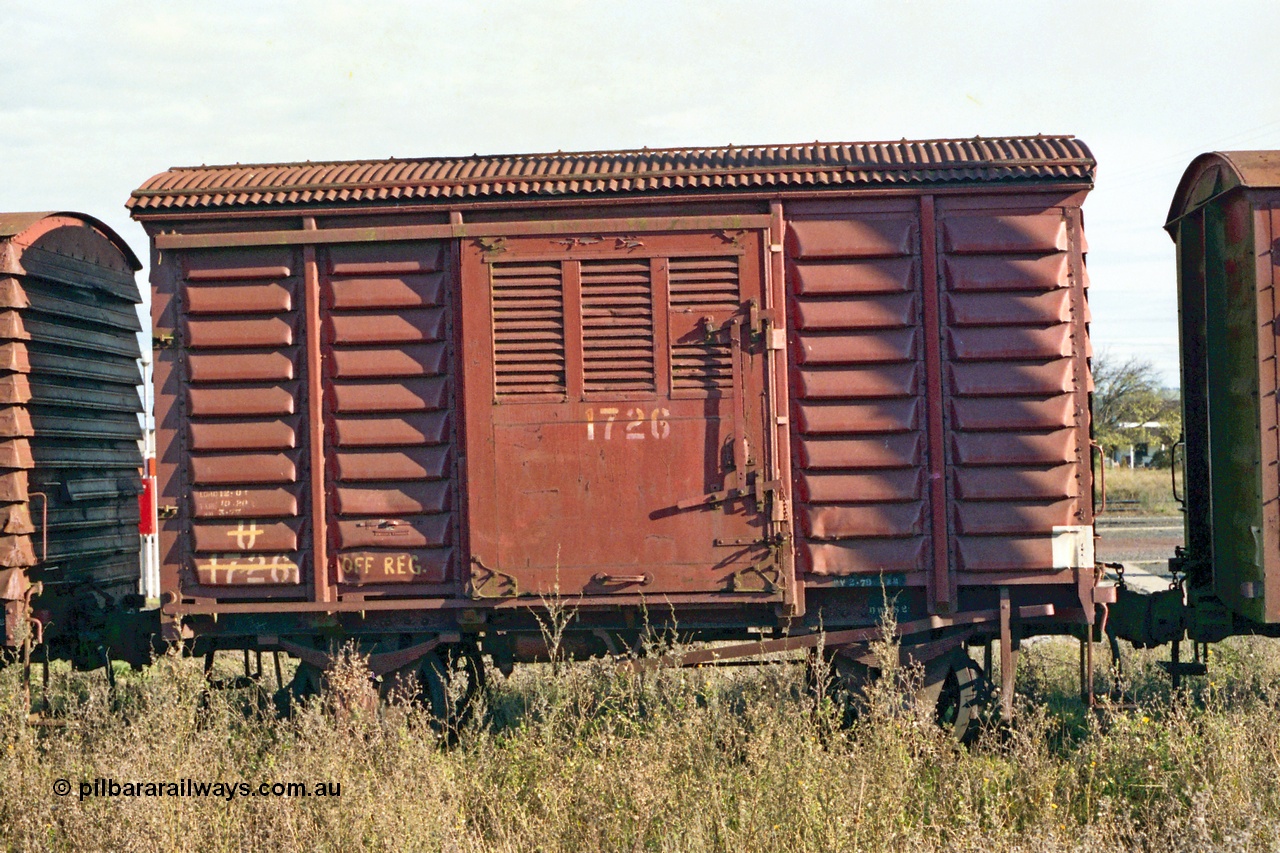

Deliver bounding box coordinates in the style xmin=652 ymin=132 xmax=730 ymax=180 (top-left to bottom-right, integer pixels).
xmin=1166 ymin=150 xmax=1280 ymax=228
xmin=130 ymin=135 xmax=1095 ymax=213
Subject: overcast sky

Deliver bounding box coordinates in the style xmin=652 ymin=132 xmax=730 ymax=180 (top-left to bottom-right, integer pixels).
xmin=7 ymin=0 xmax=1280 ymax=386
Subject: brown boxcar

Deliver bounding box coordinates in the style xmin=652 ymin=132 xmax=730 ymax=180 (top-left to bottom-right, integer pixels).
xmin=0 ymin=213 xmax=146 ymax=667
xmin=129 ymin=137 xmax=1109 ymax=710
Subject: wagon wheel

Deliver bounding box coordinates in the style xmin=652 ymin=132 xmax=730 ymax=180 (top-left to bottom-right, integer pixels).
xmin=932 ymin=648 xmax=985 ymax=743
xmin=811 ymin=645 xmax=984 ymax=740
xmin=806 ymin=647 xmax=877 ymax=728
xmin=276 ymin=660 xmax=324 ymax=716
xmin=418 ymin=644 xmax=486 ymax=732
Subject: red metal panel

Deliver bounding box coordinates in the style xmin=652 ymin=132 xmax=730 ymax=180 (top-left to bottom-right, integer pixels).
xmin=941 ymin=214 xmax=1069 ymax=254
xmin=795 ymin=329 xmax=916 ymax=364
xmin=188 ymin=420 xmax=296 ymax=451
xmin=788 ymin=206 xmax=930 ymax=581
xmin=335 ymin=482 xmax=449 ymax=515
xmin=954 ymin=499 xmax=1076 ymax=534
xmin=943 ymin=254 xmax=1069 ymax=292
xmin=191 ymin=489 xmax=297 ymax=518
xmin=323 ymin=241 xmax=460 ymax=594
xmin=462 ymin=230 xmax=781 ymax=597
xmin=952 ymin=429 xmax=1076 ymax=465
xmin=791 ymin=258 xmax=916 ymax=295
xmin=946 ymin=291 xmax=1072 ymax=325
xmin=328 ymin=274 xmax=444 ymax=308
xmin=956 ymin=536 xmax=1059 ymax=571
xmin=192 ymin=522 xmax=297 ymax=552
xmin=797 ymin=470 xmax=924 ymax=502
xmin=329 ymin=344 xmax=445 ymax=378
xmin=796 ymin=364 xmax=919 ymax=398
xmin=328 ymin=310 xmax=445 ymax=344
xmin=948 ymin=360 xmax=1074 ymax=395
xmin=795 ymin=398 xmax=920 ymax=433
xmin=953 ymin=464 xmax=1078 ymax=500
xmin=948 ymin=326 xmax=1071 ymax=360
xmin=185 ymin=317 xmax=293 ymax=348
xmin=940 ymin=206 xmax=1088 ymax=578
xmin=187 ymin=386 xmax=296 ymax=416
xmin=793 ymin=294 xmax=916 ymax=329
xmin=187 ymin=353 xmax=295 ymax=383
xmin=789 ymin=200 xmax=1092 ymax=588
xmin=332 ymin=414 xmax=448 ymax=447
xmin=950 ymin=395 xmax=1074 ymax=430
xmin=191 ymin=453 xmax=297 ymax=485
xmin=805 ymin=538 xmax=927 ymax=574
xmin=185 ymin=282 xmax=292 ymax=314
xmin=801 ymin=503 xmax=925 ymax=538
xmin=166 ymin=248 xmax=310 ymax=602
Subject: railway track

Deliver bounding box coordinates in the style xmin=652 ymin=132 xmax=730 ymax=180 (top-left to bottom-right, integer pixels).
xmin=1095 ymin=514 xmax=1183 ymax=593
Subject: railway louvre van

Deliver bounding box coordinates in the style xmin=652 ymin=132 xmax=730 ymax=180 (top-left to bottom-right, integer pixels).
xmin=0 ymin=212 xmax=146 ymax=668
xmin=1153 ymin=152 xmax=1280 ymax=652
xmin=129 ymin=136 xmax=1112 ymax=719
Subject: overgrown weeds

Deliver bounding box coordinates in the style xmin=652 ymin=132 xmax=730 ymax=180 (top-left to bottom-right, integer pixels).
xmin=2 ymin=635 xmax=1280 ymax=851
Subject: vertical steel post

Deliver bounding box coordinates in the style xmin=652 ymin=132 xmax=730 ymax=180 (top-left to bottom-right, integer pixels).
xmin=302 ymin=220 xmax=330 ymax=604
xmin=999 ymin=586 xmax=1016 ymax=722
xmin=919 ymin=196 xmax=951 ymax=614
xmin=768 ymin=200 xmax=799 ymax=617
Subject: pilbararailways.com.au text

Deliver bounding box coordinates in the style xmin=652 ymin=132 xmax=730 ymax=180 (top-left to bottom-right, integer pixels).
xmin=55 ymin=778 xmax=341 ymax=801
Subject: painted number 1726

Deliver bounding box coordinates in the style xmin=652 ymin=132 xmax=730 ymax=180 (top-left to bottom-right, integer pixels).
xmin=585 ymin=407 xmax=671 ymax=441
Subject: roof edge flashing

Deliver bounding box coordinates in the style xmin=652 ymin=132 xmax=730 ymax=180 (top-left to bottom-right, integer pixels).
xmin=1166 ymin=150 xmax=1280 ymax=233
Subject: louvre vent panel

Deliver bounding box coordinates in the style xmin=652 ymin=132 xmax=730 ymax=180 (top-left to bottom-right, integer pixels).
xmin=669 ymin=255 xmax=740 ymax=391
xmin=581 ymin=260 xmax=655 ymax=393
xmin=668 ymin=257 xmax=741 ymax=311
xmin=491 ymin=262 xmax=566 ymax=395
xmin=672 ymin=343 xmax=734 ymax=390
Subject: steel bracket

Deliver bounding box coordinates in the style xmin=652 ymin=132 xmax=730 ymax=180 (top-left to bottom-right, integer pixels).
xmin=728 ymin=557 xmax=781 ymax=593
xmin=468 ymin=557 xmax=519 ymax=599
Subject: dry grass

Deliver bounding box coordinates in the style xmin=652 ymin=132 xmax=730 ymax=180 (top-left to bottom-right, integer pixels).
xmin=2 ymin=635 xmax=1280 ymax=852
xmin=1099 ymin=466 xmax=1181 ymax=516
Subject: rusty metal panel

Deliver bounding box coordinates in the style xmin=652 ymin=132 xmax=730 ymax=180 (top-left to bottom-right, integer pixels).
xmin=167 ymin=250 xmax=309 ymax=597
xmin=937 ymin=207 xmax=1091 ymax=575
xmin=787 ymin=199 xmax=1091 ymax=589
xmin=129 ymin=139 xmax=1100 ymax=639
xmin=787 ymin=208 xmax=932 ymax=579
xmin=462 ymin=230 xmax=789 ymax=598
xmin=941 ymin=214 xmax=1069 ymax=253
xmin=323 ymin=241 xmax=459 ymax=591
xmin=158 ymin=239 xmax=462 ymax=601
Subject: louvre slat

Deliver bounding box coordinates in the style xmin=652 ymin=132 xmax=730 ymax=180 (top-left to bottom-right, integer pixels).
xmin=492 ymin=261 xmax=566 ymax=395
xmin=581 ymin=260 xmax=655 ymax=393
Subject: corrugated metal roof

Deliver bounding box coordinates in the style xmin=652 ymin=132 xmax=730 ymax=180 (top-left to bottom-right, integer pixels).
xmin=129 ymin=136 xmax=1095 ymax=212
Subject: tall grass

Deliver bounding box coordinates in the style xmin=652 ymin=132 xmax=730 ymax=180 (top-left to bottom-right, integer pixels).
xmin=1100 ymin=466 xmax=1180 ymax=516
xmin=2 ymin=635 xmax=1280 ymax=851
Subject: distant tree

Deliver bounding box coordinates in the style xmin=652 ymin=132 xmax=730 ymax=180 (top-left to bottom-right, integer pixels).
xmin=1091 ymin=351 xmax=1181 ymax=465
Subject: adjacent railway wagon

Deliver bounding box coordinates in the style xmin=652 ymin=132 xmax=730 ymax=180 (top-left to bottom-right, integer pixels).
xmin=1151 ymin=152 xmax=1280 ymax=657
xmin=0 ymin=213 xmax=145 ymax=668
xmin=128 ymin=137 xmax=1110 ymax=714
